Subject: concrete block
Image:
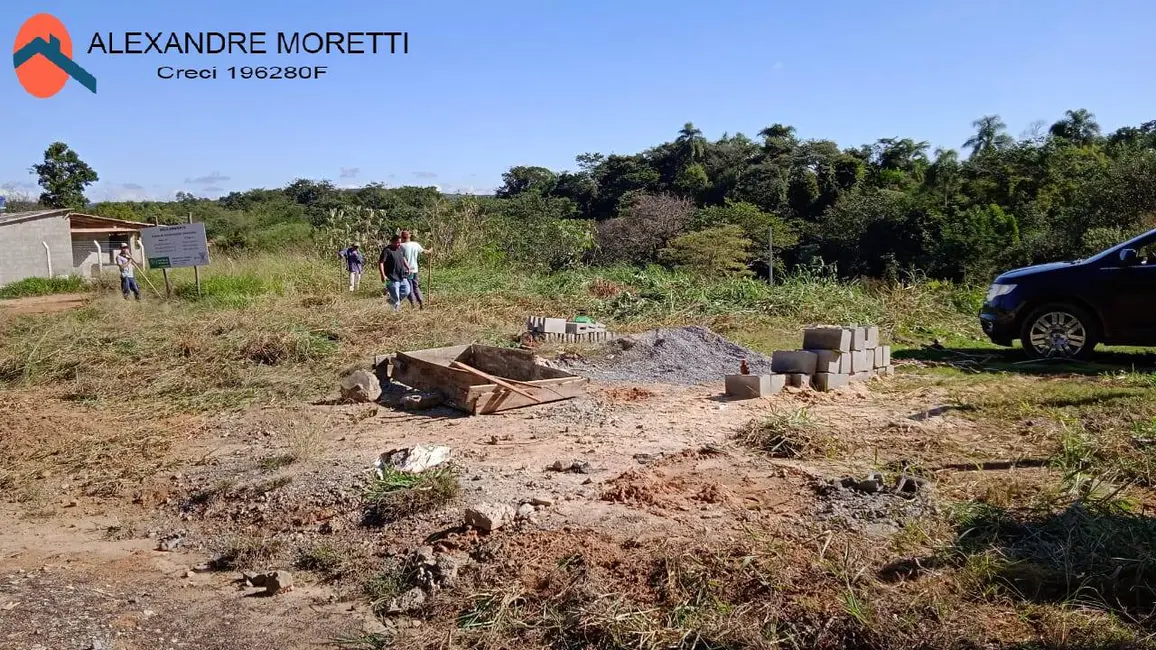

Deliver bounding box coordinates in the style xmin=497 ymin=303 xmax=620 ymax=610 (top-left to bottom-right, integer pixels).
xmin=785 ymin=373 xmax=810 ymax=388
xmin=814 ymin=349 xmax=851 ymax=374
xmin=772 ymin=350 xmax=817 ymax=374
xmin=869 ymin=342 xmax=887 ymax=367
xmin=873 ymin=346 xmax=884 ymax=368
xmin=879 ymin=365 xmax=895 ymax=375
xmin=803 ymin=327 xmax=851 ymax=352
xmin=527 ymin=316 xmax=545 ymax=332
xmin=542 ymin=317 xmax=567 ymax=334
xmin=725 ymin=373 xmax=783 ymax=398
xmin=849 ymin=327 xmax=868 ymax=351
xmin=864 ymin=326 xmax=879 ymax=349
xmin=812 ymin=372 xmax=849 ymax=391
xmin=850 ymin=349 xmax=872 ymax=373
xmin=851 ymin=371 xmax=872 ymax=382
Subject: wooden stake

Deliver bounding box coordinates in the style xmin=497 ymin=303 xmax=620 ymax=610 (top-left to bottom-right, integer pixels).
xmin=448 ymin=361 xmax=542 ymax=403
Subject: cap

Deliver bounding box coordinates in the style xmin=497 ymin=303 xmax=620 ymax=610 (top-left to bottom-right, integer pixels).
xmin=119 ymin=243 xmax=130 ymax=249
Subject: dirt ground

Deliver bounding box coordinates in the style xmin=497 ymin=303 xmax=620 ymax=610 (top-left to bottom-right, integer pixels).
xmin=0 ymin=357 xmax=1040 ymax=650
xmin=0 ymin=293 xmax=92 ymax=318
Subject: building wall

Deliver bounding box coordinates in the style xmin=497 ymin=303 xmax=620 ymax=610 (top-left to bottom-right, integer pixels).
xmin=0 ymin=214 xmax=74 ymax=285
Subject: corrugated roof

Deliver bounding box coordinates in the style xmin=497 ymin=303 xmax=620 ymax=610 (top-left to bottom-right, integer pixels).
xmin=0 ymin=208 xmax=71 ymax=226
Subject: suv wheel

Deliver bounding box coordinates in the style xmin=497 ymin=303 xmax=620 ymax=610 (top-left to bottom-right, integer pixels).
xmin=1019 ymin=303 xmax=1098 ymax=359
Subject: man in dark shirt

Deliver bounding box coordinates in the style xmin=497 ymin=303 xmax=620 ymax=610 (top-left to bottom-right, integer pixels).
xmin=378 ymin=235 xmax=412 ymax=311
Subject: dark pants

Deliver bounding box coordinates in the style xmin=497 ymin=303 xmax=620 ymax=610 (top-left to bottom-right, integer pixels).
xmin=121 ymin=276 xmax=141 ymax=300
xmin=406 ymin=273 xmax=423 ymax=306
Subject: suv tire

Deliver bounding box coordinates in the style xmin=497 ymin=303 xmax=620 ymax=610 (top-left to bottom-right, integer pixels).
xmin=1019 ymin=303 xmax=1098 ymax=360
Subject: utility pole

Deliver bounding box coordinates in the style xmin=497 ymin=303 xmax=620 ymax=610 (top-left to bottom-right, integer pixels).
xmin=767 ymin=226 xmax=774 ymax=285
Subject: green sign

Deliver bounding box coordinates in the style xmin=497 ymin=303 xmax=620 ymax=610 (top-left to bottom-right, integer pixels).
xmin=148 ymin=257 xmax=171 ymax=269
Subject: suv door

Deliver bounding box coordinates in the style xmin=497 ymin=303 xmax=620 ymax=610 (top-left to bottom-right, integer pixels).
xmin=1097 ymin=233 xmax=1156 ymax=343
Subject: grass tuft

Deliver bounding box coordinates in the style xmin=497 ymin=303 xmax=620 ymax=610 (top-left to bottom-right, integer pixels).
xmin=736 ymin=408 xmax=841 ymax=458
xmin=361 ymin=467 xmax=460 ymax=525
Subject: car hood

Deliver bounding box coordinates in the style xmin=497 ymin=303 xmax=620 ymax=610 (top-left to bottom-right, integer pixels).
xmin=994 ymin=261 xmax=1077 ymax=282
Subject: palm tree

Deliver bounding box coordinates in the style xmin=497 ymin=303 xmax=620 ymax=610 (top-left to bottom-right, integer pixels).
xmin=758 ymin=123 xmax=797 ymax=162
xmin=675 ymin=122 xmax=706 ymax=163
xmin=963 ymin=115 xmax=1013 ymax=157
xmin=1049 ymin=108 xmax=1101 ymax=144
xmin=929 ymin=148 xmax=961 ymax=209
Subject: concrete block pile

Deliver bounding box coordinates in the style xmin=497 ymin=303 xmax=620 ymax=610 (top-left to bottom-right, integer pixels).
xmin=526 ymin=315 xmax=616 ymax=343
xmin=722 ymin=324 xmax=892 ymax=399
xmin=774 ymin=325 xmax=892 ymax=391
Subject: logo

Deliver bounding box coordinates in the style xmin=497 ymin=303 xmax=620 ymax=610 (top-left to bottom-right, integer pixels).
xmin=13 ymin=13 xmax=96 ymax=97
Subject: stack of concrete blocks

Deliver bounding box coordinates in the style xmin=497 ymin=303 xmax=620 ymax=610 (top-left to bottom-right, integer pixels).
xmin=526 ymin=315 xmax=616 ymax=343
xmin=770 ymin=325 xmax=892 ymax=392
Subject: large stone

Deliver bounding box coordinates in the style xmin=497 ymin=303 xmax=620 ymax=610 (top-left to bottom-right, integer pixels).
xmin=812 ymin=373 xmax=849 ymax=391
xmin=813 ymin=349 xmax=851 ymax=374
xmin=264 ymin=570 xmax=293 ymax=595
xmin=465 ymin=503 xmax=515 ymax=532
xmin=771 ymin=350 xmax=817 ymax=374
xmin=724 ymin=373 xmax=784 ymax=398
xmin=340 ymin=369 xmax=382 ymax=403
xmin=388 ymin=587 xmax=427 ymax=613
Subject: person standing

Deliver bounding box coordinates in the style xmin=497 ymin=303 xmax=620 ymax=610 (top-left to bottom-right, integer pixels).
xmin=339 ymin=243 xmax=365 ymax=292
xmin=399 ymin=230 xmax=430 ymax=309
xmin=378 ymin=235 xmax=412 ymax=311
xmin=115 ymin=243 xmax=141 ymax=301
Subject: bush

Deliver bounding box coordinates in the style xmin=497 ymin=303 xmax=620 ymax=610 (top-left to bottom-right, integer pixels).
xmin=659 ymin=225 xmax=753 ymax=277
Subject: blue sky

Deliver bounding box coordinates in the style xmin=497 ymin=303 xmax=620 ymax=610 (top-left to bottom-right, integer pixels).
xmin=4 ymin=0 xmax=1155 ymax=202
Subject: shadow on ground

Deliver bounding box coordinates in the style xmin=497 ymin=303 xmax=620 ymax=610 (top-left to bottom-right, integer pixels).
xmin=895 ymin=345 xmax=1156 ymax=376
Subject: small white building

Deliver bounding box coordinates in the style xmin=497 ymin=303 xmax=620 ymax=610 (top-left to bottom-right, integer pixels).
xmin=0 ymin=209 xmax=151 ymax=285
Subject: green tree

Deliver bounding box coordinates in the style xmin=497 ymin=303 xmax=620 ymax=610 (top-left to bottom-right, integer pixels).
xmin=659 ymin=224 xmax=753 ymax=277
xmin=30 ymin=142 xmax=99 ymax=208
xmin=1049 ymin=108 xmax=1101 ymax=145
xmin=963 ymin=115 xmax=1013 ymax=157
xmin=496 ymin=166 xmax=558 ymax=197
xmin=675 ymin=122 xmax=707 ymax=164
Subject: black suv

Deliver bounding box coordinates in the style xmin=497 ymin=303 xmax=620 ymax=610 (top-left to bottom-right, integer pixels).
xmin=980 ymin=227 xmax=1156 ymax=358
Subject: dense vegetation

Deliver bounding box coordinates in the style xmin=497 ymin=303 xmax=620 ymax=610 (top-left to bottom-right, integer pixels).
xmin=12 ymin=108 xmax=1156 ymax=283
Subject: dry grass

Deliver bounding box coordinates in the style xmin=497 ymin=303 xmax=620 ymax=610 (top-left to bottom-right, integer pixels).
xmin=736 ymin=408 xmax=843 ymax=459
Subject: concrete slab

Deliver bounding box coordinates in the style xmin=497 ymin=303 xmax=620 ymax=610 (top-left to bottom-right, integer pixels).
xmin=725 ymin=373 xmax=783 ymax=398
xmin=814 ymin=349 xmax=851 ymax=374
xmin=542 ymin=317 xmax=567 ymax=334
xmin=812 ymin=372 xmax=849 ymax=391
xmin=803 ymin=327 xmax=851 ymax=352
xmin=850 ymin=349 xmax=872 ymax=373
xmin=864 ymin=326 xmax=879 ymax=349
xmin=786 ymin=373 xmax=810 ymax=388
xmin=772 ymin=350 xmax=818 ymax=374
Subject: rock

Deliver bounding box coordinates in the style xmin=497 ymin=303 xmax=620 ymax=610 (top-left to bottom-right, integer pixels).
xmin=413 ymin=546 xmax=437 ymax=565
xmin=387 ymin=587 xmax=426 ymax=613
xmin=156 ymin=534 xmax=183 ymax=552
xmin=516 ymin=503 xmax=536 ymax=520
xmin=340 ymin=369 xmax=382 ymax=403
xmin=264 ymin=570 xmax=294 ymax=595
xmin=377 ymin=445 xmax=452 ymax=475
xmin=435 ymin=555 xmax=461 ymax=587
xmin=464 ymin=503 xmax=515 ymax=532
xmin=633 ymin=453 xmax=664 ymax=465
xmin=896 ymin=474 xmax=929 ymax=495
xmin=243 ymin=571 xmax=266 ymax=587
xmin=530 ymin=496 xmax=554 ymax=507
xmin=547 ymin=460 xmax=594 ymax=474
xmin=87 ymin=638 xmax=112 ymax=650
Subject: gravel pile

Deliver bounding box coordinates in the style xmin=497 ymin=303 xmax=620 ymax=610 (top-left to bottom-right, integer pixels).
xmin=562 ymin=326 xmax=773 ymax=385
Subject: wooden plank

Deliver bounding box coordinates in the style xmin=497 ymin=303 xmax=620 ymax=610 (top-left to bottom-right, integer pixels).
xmin=449 ymin=361 xmax=542 ymax=403
xmin=469 ymin=378 xmax=588 ymax=414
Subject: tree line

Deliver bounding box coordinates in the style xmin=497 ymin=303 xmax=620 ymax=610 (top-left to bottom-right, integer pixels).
xmin=13 ymin=107 xmax=1156 ymax=282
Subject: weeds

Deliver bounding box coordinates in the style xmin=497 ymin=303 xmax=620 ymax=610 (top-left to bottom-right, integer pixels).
xmin=294 ymin=542 xmax=349 ymax=579
xmin=736 ymin=408 xmax=841 ymax=458
xmin=215 ymin=534 xmax=285 ymax=571
xmin=361 ymin=467 xmax=460 ymax=525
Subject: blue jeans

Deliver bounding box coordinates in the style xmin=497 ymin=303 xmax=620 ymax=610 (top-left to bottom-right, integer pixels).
xmin=386 ymin=279 xmax=410 ymax=310
xmin=406 ymin=273 xmax=423 ymax=306
xmin=121 ymin=276 xmax=140 ymax=300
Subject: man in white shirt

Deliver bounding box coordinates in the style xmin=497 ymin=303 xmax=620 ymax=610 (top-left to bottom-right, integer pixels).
xmin=399 ymin=230 xmax=430 ymax=309
xmin=115 ymin=243 xmax=141 ymax=301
